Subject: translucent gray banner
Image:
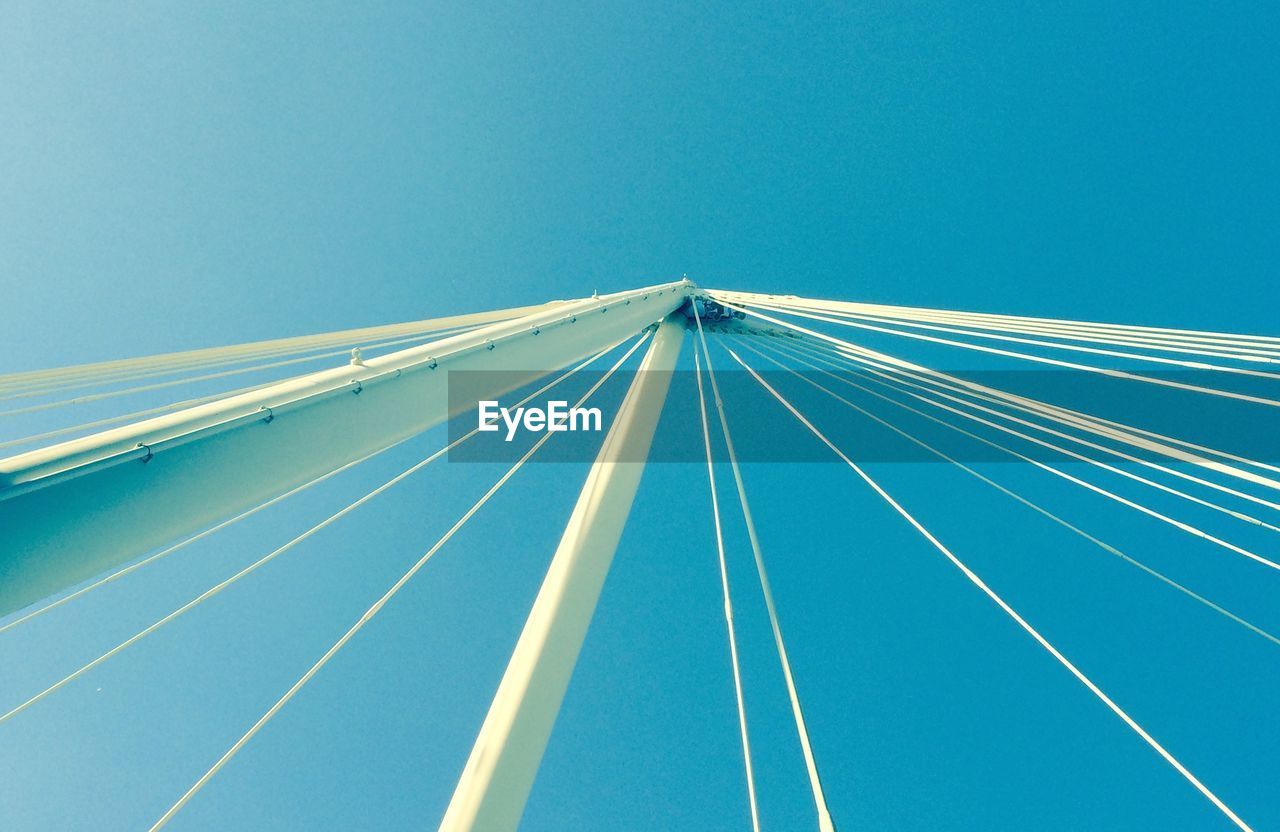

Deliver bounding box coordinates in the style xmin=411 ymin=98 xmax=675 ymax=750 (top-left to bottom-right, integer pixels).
xmin=447 ymin=369 xmax=1280 ymax=463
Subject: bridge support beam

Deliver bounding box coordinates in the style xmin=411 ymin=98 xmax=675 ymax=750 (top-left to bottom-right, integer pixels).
xmin=0 ymin=282 xmax=691 ymax=617
xmin=439 ymin=316 xmax=685 ymax=832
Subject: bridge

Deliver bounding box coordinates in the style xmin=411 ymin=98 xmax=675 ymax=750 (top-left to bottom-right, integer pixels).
xmin=1 ymin=281 xmax=1275 ymax=831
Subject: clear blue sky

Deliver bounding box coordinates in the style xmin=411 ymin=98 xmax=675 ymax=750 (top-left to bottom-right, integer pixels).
xmin=1 ymin=2 xmax=1278 ymax=829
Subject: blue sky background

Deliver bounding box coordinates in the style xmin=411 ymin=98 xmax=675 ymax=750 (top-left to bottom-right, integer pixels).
xmin=2 ymin=2 xmax=1279 ymax=830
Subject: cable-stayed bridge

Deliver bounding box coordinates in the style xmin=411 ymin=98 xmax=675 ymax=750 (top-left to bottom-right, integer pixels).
xmin=1 ymin=280 xmax=1276 ymax=830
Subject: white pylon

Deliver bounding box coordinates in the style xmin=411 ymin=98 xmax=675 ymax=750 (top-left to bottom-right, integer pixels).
xmin=439 ymin=315 xmax=686 ymax=832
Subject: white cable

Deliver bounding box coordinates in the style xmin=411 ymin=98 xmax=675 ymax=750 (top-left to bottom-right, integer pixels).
xmin=0 ymin=303 xmax=552 ymax=394
xmin=749 ymin=299 xmax=1280 ymax=362
xmin=0 ymin=453 xmax=439 ymax=724
xmin=0 ymin=323 xmax=481 ymax=405
xmin=694 ymin=320 xmax=835 ymax=832
xmin=147 ymin=330 xmax=653 ymax=831
xmin=0 ymin=338 xmax=631 ymax=722
xmin=727 ymin=345 xmax=1255 ymax=832
xmin=0 ymin=377 xmax=289 ymax=453
xmin=693 ymin=346 xmax=762 ymax=832
xmin=806 ymin=327 xmax=1280 ymax=479
xmin=715 ymin=300 xmax=1280 ymax=495
xmin=840 ymin=309 xmax=1280 ymax=362
xmin=739 ymin=338 xmax=1280 ymax=648
xmin=710 ymin=289 xmax=1280 ymax=352
xmin=758 ymin=337 xmax=1280 ymax=573
xmin=0 ymin=444 xmax=394 ymax=634
xmin=0 ymin=326 xmax=480 ymax=419
xmin=775 ymin=336 xmax=1280 ymax=531
xmin=812 ymin=339 xmax=1280 ymax=509
xmin=788 ymin=308 xmax=1280 ymax=379
xmin=734 ymin=298 xmax=1280 ymax=410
